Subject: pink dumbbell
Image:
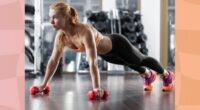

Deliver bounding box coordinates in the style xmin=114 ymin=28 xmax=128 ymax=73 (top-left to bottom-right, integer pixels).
xmin=30 ymin=86 xmax=50 ymax=95
xmin=87 ymin=89 xmax=109 ymax=100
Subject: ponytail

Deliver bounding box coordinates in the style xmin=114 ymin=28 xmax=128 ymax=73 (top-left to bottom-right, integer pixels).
xmin=70 ymin=7 xmax=79 ymax=25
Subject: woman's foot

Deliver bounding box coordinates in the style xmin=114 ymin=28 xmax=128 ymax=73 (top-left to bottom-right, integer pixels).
xmin=143 ymin=70 xmax=157 ymax=91
xmin=161 ymin=70 xmax=175 ymax=92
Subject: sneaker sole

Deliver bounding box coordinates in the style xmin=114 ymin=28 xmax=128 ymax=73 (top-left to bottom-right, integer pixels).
xmin=144 ymin=72 xmax=157 ymax=91
xmin=162 ymin=72 xmax=175 ymax=92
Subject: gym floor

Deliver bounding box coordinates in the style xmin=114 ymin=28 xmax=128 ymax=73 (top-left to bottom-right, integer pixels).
xmin=25 ymin=73 xmax=175 ymax=110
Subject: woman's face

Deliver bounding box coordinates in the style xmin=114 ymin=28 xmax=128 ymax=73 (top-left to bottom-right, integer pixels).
xmin=49 ymin=9 xmax=67 ymax=30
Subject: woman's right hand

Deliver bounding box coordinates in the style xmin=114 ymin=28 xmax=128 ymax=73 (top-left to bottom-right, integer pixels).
xmin=37 ymin=83 xmax=47 ymax=92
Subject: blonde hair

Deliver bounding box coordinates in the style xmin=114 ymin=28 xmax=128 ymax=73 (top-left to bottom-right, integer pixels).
xmin=49 ymin=1 xmax=79 ymax=25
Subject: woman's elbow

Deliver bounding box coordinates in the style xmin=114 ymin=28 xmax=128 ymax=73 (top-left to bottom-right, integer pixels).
xmin=89 ymin=59 xmax=98 ymax=67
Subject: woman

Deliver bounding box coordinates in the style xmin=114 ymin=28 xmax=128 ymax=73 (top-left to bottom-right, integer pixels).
xmin=36 ymin=2 xmax=174 ymax=96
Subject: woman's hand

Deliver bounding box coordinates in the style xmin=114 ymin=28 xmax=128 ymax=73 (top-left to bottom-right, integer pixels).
xmin=93 ymin=88 xmax=104 ymax=98
xmin=37 ymin=83 xmax=47 ymax=92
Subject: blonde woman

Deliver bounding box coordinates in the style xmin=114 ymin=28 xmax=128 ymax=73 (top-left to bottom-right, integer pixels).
xmin=34 ymin=2 xmax=174 ymax=97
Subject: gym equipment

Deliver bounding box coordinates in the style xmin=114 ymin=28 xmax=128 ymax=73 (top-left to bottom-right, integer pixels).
xmin=126 ymin=22 xmax=136 ymax=32
xmin=121 ymin=22 xmax=135 ymax=33
xmin=87 ymin=11 xmax=111 ymax=34
xmin=87 ymin=11 xmax=109 ymax=22
xmin=134 ymin=13 xmax=141 ymax=22
xmin=30 ymin=86 xmax=50 ymax=95
xmin=136 ymin=32 xmax=147 ymax=43
xmin=94 ymin=22 xmax=108 ymax=32
xmin=120 ymin=14 xmax=133 ymax=23
xmin=118 ymin=10 xmax=148 ymax=55
xmin=87 ymin=90 xmax=109 ymax=100
xmin=135 ymin=22 xmax=144 ymax=32
xmin=86 ymin=11 xmax=98 ymax=22
xmin=98 ymin=11 xmax=109 ymax=21
xmin=124 ymin=33 xmax=137 ymax=44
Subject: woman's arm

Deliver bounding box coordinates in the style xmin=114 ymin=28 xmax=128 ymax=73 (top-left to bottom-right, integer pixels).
xmin=82 ymin=30 xmax=100 ymax=89
xmin=40 ymin=31 xmax=64 ymax=89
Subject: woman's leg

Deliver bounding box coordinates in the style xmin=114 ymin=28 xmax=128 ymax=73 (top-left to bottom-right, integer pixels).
xmin=105 ymin=33 xmax=174 ymax=91
xmin=99 ymin=54 xmax=147 ymax=74
xmin=99 ymin=42 xmax=156 ymax=91
xmin=107 ymin=34 xmax=165 ymax=74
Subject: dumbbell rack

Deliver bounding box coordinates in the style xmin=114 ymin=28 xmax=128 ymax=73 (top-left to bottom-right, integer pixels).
xmin=119 ymin=10 xmax=148 ymax=55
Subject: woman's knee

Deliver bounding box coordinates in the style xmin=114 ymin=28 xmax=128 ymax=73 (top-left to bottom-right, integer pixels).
xmin=140 ymin=56 xmax=151 ymax=65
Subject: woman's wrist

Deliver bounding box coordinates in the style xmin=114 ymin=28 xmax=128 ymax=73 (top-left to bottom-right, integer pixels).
xmin=93 ymin=87 xmax=101 ymax=91
xmin=41 ymin=81 xmax=48 ymax=86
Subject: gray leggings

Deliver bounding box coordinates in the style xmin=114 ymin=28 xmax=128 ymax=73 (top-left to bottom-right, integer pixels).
xmin=98 ymin=34 xmax=164 ymax=74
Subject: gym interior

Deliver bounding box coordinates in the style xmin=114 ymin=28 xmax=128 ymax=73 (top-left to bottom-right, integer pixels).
xmin=25 ymin=0 xmax=175 ymax=110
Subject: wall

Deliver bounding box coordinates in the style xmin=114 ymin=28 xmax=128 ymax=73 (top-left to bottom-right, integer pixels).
xmin=141 ymin=0 xmax=161 ymax=61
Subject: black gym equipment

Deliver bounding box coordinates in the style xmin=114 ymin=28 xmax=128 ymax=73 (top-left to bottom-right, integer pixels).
xmin=124 ymin=33 xmax=137 ymax=44
xmin=135 ymin=22 xmax=144 ymax=32
xmin=117 ymin=9 xmax=148 ymax=55
xmin=134 ymin=13 xmax=141 ymax=22
xmin=136 ymin=32 xmax=147 ymax=43
xmin=86 ymin=11 xmax=111 ymax=35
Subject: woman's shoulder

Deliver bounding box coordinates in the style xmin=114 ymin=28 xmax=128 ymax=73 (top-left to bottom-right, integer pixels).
xmin=77 ymin=23 xmax=92 ymax=30
xmin=55 ymin=30 xmax=65 ymax=38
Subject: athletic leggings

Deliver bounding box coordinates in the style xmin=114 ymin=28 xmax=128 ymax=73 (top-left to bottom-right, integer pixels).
xmin=98 ymin=34 xmax=164 ymax=74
